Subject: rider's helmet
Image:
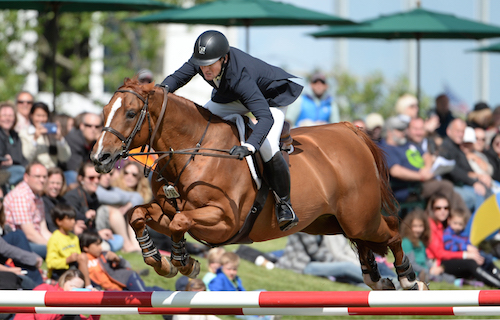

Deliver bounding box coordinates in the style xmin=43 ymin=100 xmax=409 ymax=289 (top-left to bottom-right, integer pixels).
xmin=189 ymin=30 xmax=230 ymax=66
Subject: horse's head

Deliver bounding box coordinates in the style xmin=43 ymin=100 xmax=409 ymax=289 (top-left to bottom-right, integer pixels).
xmin=91 ymin=78 xmax=157 ymax=173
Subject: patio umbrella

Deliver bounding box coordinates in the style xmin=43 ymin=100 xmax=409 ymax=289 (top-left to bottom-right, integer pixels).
xmin=0 ymin=0 xmax=176 ymax=108
xmin=468 ymin=41 xmax=500 ymax=53
xmin=311 ymin=7 xmax=500 ymax=101
xmin=128 ymin=0 xmax=354 ymax=52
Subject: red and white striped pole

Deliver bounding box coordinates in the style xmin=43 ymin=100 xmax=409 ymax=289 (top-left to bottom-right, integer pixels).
xmin=0 ymin=290 xmax=499 ymax=308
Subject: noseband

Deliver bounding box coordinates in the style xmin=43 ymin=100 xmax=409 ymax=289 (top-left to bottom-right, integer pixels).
xmin=101 ymin=89 xmax=150 ymax=158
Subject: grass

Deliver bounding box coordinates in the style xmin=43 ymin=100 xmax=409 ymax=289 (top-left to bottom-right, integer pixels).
xmin=97 ymin=237 xmax=497 ymax=320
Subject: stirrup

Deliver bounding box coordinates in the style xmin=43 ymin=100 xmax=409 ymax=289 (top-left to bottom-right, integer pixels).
xmin=276 ymin=201 xmax=298 ymax=232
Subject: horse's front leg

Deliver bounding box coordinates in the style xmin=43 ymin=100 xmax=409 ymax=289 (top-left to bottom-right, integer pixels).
xmin=169 ymin=206 xmax=226 ymax=278
xmin=128 ymin=203 xmax=178 ymax=278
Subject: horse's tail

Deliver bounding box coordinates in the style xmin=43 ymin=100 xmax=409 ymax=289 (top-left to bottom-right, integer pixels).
xmin=343 ymin=122 xmax=399 ymax=217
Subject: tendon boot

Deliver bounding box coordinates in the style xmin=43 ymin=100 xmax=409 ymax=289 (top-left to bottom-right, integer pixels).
xmin=263 ymin=152 xmax=298 ymax=231
xmin=475 ymin=267 xmax=500 ymax=289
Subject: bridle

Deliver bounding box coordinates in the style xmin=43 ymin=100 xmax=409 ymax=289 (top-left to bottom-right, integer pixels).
xmin=101 ymin=87 xmax=168 ymax=159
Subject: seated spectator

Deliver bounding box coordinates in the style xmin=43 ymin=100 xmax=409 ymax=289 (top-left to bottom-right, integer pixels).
xmin=0 ymin=102 xmax=28 ymax=186
xmin=46 ymin=204 xmax=91 ymax=287
xmin=202 ymin=247 xmax=226 ymax=290
xmin=1 ymin=191 xmax=43 ymax=288
xmin=474 ymin=127 xmax=488 ymax=153
xmin=400 ymin=208 xmax=455 ymax=284
xmin=432 ymin=93 xmax=455 ymax=138
xmin=426 ymin=193 xmax=500 ymax=288
xmin=42 ymin=167 xmax=71 ymax=233
xmin=394 ymin=93 xmax=419 ymax=123
xmin=467 ymin=102 xmax=492 ymax=130
xmin=112 ymin=161 xmax=152 ymax=204
xmin=13 ymin=91 xmax=34 ymax=133
xmin=208 ymin=252 xmax=246 ymax=291
xmin=483 ymin=132 xmax=500 ymax=183
xmin=439 ymin=118 xmax=487 ymax=213
xmin=3 ymin=161 xmax=51 ymax=258
xmin=276 ymin=233 xmax=394 ymax=286
xmin=19 ymin=102 xmax=71 ymax=169
xmin=80 ymin=231 xmax=166 ymax=291
xmin=380 ymin=116 xmax=469 ymax=218
xmin=486 ymin=105 xmax=500 ymax=146
xmin=62 ymin=112 xmax=102 ymax=186
xmin=364 ymin=112 xmax=384 ymax=143
xmin=14 ymin=269 xmax=101 ymax=320
xmin=64 ymin=162 xmax=139 ymax=252
xmin=443 ymin=208 xmax=499 ymax=277
xmin=286 ymin=72 xmax=339 ymax=127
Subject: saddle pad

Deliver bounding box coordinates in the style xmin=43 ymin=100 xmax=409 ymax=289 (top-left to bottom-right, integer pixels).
xmin=222 ymin=114 xmax=262 ymax=189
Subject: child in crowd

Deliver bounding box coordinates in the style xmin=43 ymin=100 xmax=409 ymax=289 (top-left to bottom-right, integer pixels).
xmin=443 ymin=208 xmax=499 ymax=276
xmin=173 ymin=279 xmax=222 ymax=320
xmin=202 ymin=247 xmax=226 ymax=290
xmin=46 ymin=204 xmax=91 ymax=287
xmin=400 ymin=208 xmax=455 ymax=284
xmin=80 ymin=231 xmax=168 ymax=292
xmin=208 ymin=252 xmax=244 ymax=291
xmin=14 ymin=269 xmax=100 ymax=320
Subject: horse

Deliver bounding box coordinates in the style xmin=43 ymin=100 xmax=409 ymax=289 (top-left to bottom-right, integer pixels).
xmin=90 ymin=78 xmax=428 ymax=291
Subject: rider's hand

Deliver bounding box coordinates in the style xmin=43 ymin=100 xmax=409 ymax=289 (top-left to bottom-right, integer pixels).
xmin=230 ymin=144 xmax=254 ymax=160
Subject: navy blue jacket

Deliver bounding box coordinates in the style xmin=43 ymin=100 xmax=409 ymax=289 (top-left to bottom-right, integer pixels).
xmin=161 ymin=47 xmax=303 ymax=150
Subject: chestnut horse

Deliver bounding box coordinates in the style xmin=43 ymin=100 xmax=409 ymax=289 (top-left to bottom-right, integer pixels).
xmin=91 ymin=78 xmax=427 ymax=290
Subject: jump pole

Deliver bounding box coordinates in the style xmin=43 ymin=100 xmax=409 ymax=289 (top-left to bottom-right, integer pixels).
xmin=2 ymin=306 xmax=500 ymax=316
xmin=1 ymin=290 xmax=499 ymax=308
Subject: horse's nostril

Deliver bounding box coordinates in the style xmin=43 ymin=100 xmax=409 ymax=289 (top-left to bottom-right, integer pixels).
xmin=99 ymin=153 xmax=111 ymax=163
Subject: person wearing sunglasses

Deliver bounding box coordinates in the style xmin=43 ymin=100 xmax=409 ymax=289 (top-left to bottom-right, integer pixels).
xmin=14 ymin=91 xmax=34 ymax=133
xmin=426 ymin=193 xmax=500 ymax=288
xmin=62 ymin=112 xmax=103 ymax=186
xmin=111 ymin=161 xmax=152 ymax=205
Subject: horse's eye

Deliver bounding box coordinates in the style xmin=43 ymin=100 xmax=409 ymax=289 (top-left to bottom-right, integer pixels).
xmin=126 ymin=110 xmax=136 ymax=119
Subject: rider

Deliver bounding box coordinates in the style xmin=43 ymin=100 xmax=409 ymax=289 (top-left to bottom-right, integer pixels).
xmin=159 ymin=30 xmax=303 ymax=231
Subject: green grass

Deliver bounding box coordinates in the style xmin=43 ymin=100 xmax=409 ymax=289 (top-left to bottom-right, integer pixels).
xmin=96 ymin=238 xmax=497 ymax=320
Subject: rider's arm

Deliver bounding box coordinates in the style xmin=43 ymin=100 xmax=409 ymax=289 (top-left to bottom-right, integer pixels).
xmin=160 ymin=61 xmax=199 ymax=92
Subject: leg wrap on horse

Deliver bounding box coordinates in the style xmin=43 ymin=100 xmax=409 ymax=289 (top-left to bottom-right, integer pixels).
xmin=361 ymin=251 xmax=381 ymax=283
xmin=171 ymin=238 xmax=190 ymax=266
xmin=137 ymin=229 xmax=162 ymax=262
xmin=395 ymin=255 xmax=416 ymax=282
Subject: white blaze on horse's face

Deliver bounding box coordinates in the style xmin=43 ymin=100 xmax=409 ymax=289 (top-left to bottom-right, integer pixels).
xmin=95 ymin=97 xmax=123 ymax=157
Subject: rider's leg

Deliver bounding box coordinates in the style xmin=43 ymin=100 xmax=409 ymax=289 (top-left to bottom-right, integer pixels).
xmin=261 ymin=107 xmax=298 ymax=231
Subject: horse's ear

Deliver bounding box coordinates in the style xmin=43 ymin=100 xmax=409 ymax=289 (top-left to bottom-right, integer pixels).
xmin=143 ymin=82 xmax=156 ymax=96
xmin=123 ymin=77 xmax=132 ymax=86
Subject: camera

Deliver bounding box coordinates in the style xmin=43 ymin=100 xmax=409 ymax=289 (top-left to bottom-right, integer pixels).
xmin=43 ymin=123 xmax=58 ymax=135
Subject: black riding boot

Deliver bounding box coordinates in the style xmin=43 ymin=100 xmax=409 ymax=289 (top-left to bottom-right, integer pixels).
xmin=263 ymin=152 xmax=298 ymax=231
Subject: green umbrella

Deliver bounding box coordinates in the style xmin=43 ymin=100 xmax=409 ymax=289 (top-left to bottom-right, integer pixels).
xmin=468 ymin=41 xmax=500 ymax=53
xmin=0 ymin=0 xmax=176 ymax=108
xmin=311 ymin=7 xmax=500 ymax=100
xmin=129 ymin=0 xmax=354 ymax=52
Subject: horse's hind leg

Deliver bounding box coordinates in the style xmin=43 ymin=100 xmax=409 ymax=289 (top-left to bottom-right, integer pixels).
xmin=355 ymin=242 xmax=396 ymax=290
xmin=128 ymin=203 xmax=178 ymax=278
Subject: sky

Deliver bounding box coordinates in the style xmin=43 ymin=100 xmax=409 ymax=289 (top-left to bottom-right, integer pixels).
xmin=235 ymin=0 xmax=500 ymax=112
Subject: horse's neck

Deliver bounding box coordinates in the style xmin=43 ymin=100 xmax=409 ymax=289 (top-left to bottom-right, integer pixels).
xmin=150 ymin=91 xmax=234 ymax=152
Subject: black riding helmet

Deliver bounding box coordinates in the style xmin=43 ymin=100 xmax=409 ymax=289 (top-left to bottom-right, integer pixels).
xmin=189 ymin=30 xmax=230 ymax=66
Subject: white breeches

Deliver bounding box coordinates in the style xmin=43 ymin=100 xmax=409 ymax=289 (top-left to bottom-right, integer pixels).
xmin=204 ymin=100 xmax=287 ymax=162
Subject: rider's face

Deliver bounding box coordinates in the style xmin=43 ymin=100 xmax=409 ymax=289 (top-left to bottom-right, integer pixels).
xmin=200 ymin=56 xmax=226 ymax=81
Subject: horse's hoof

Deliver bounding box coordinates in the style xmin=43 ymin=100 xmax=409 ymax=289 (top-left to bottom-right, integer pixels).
xmin=153 ymin=256 xmax=178 ymax=278
xmin=186 ymin=259 xmax=201 ymax=278
xmin=407 ymin=281 xmax=429 ymax=290
xmin=380 ymin=278 xmax=396 ymax=290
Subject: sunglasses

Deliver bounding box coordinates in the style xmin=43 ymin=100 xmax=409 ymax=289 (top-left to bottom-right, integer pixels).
xmin=85 ymin=175 xmax=100 ymax=181
xmin=17 ymin=100 xmax=33 ymax=104
xmin=124 ymin=170 xmax=139 ymax=178
xmin=83 ymin=123 xmax=102 ymax=129
xmin=433 ymin=206 xmax=449 ymax=211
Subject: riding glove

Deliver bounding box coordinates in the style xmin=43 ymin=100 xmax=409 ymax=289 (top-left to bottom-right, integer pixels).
xmin=230 ymin=145 xmax=253 ymax=160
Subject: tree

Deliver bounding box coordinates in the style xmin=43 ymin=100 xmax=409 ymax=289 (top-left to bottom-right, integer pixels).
xmin=333 ymin=70 xmax=431 ymax=121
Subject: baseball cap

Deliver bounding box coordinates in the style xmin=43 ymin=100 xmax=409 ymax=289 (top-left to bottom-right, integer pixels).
xmin=385 ymin=116 xmax=408 ymax=131
xmin=365 ymin=113 xmax=385 ymax=131
xmin=310 ymin=72 xmax=326 ymax=84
